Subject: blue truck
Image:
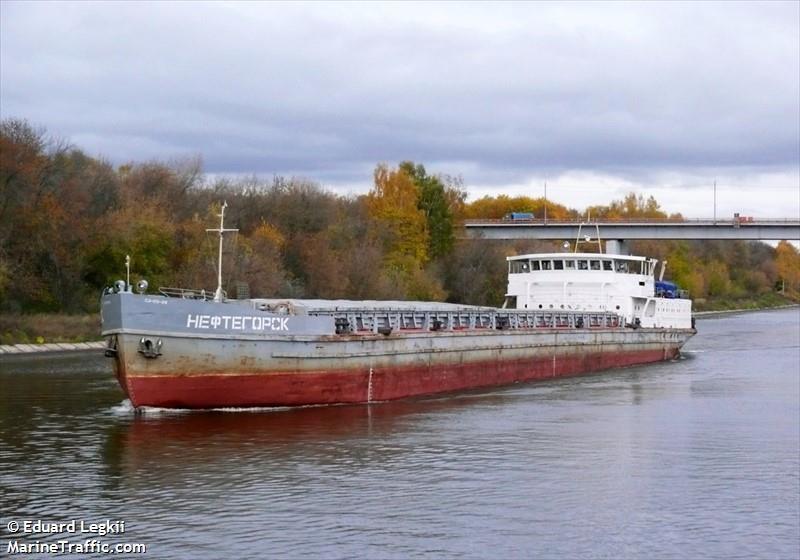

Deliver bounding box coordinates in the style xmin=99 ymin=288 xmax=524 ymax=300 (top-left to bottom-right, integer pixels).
xmin=504 ymin=212 xmax=535 ymax=220
xmin=655 ymin=280 xmax=679 ymax=298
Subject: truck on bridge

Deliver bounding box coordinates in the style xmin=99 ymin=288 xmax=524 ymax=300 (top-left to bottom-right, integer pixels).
xmin=503 ymin=212 xmax=535 ymax=221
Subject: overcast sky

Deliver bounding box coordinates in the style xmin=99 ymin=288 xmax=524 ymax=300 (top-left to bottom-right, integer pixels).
xmin=2 ymin=1 xmax=798 ymax=218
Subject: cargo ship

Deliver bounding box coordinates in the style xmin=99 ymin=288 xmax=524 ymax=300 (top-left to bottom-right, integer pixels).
xmin=101 ymin=206 xmax=695 ymax=409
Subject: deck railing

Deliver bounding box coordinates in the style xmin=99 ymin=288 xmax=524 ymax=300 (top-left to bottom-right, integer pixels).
xmin=158 ymin=287 xmax=225 ymax=301
xmin=307 ymin=308 xmax=624 ymax=334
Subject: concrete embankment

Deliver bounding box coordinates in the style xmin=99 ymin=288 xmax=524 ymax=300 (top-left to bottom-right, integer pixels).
xmin=0 ymin=341 xmax=105 ymax=355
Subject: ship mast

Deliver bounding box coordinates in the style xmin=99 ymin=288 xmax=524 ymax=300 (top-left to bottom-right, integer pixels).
xmin=206 ymin=201 xmax=239 ymax=302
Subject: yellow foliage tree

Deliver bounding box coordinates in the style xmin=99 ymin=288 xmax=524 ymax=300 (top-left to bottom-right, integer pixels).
xmin=586 ymin=193 xmax=675 ymax=221
xmin=237 ymin=220 xmax=288 ymax=298
xmin=775 ymin=240 xmax=800 ymax=295
xmin=464 ymin=195 xmax=571 ymax=220
xmin=705 ymin=260 xmax=732 ymax=297
xmin=667 ymin=242 xmax=706 ymax=297
xmin=366 ymin=164 xmax=429 ymax=272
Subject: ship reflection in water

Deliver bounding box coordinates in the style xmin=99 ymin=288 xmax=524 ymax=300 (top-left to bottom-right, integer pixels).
xmin=102 ymin=398 xmax=475 ymax=477
xmin=102 ymin=375 xmax=673 ymax=480
xmin=1 ymin=309 xmax=798 ymax=559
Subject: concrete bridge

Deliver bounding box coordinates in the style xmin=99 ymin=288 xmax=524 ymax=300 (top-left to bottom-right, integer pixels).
xmin=463 ymin=218 xmax=800 ymax=241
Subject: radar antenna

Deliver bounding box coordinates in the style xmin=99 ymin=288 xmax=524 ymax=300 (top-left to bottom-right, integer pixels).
xmin=574 ymin=221 xmax=603 ymax=254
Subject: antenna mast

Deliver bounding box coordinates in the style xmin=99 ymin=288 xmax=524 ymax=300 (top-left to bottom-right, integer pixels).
xmin=206 ymin=201 xmax=239 ymax=302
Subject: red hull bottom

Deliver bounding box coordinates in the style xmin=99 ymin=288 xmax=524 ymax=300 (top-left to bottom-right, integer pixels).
xmin=121 ymin=347 xmax=680 ymax=409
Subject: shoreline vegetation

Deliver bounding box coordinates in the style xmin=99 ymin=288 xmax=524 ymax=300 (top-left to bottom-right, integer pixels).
xmin=692 ymin=292 xmax=799 ymax=313
xmin=0 ymin=314 xmax=100 ymax=345
xmin=2 ymin=118 xmax=799 ymax=346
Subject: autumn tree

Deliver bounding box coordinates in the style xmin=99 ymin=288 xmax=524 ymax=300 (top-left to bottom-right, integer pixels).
xmin=367 ymin=163 xmax=430 ymax=272
xmin=170 ymin=208 xmax=227 ymax=292
xmin=705 ymin=260 xmax=732 ymax=297
xmin=585 ymin=192 xmax=678 ymax=221
xmin=464 ymin=194 xmax=572 ymax=220
xmin=236 ymin=221 xmax=290 ymax=298
xmin=0 ymin=119 xmax=126 ymax=311
xmin=775 ymin=241 xmax=800 ymax=295
xmin=443 ymin=240 xmax=508 ymax=306
xmin=663 ymin=242 xmax=704 ymax=297
xmin=321 ymin=199 xmax=398 ymax=300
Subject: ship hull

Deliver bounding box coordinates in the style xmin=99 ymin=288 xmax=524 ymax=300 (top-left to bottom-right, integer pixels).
xmin=109 ymin=329 xmax=690 ymax=408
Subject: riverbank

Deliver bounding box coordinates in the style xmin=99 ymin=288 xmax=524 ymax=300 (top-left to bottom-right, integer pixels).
xmin=694 ymin=303 xmax=799 ymax=318
xmin=0 ymin=314 xmax=101 ymax=346
xmin=691 ymin=291 xmax=798 ymax=312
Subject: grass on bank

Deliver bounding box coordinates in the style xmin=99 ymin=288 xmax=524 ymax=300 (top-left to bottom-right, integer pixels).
xmin=692 ymin=291 xmax=799 ymax=312
xmin=0 ymin=314 xmax=101 ymax=345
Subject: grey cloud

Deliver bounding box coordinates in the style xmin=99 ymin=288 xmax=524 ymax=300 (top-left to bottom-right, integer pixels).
xmin=1 ymin=1 xmax=798 ymax=195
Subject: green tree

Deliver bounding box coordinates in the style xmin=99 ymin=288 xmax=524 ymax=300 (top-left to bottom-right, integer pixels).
xmin=399 ymin=161 xmax=464 ymax=259
xmin=83 ymin=203 xmax=176 ymax=293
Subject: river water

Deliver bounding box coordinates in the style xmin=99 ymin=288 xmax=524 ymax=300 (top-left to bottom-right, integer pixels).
xmin=1 ymin=308 xmax=798 ymax=559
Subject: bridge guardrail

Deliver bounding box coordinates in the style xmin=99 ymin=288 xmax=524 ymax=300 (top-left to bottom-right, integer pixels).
xmin=463 ymin=218 xmax=800 ymax=225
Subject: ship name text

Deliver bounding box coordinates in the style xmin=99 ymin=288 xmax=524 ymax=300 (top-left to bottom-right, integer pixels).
xmin=186 ymin=313 xmax=289 ymax=331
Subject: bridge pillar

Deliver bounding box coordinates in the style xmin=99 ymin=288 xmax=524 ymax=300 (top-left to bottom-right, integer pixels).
xmin=605 ymin=239 xmax=630 ymax=255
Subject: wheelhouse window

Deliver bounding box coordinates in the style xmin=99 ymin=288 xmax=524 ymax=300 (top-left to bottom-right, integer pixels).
xmin=553 ymin=260 xmax=564 ymax=270
xmin=531 ymin=260 xmax=540 ymax=271
xmin=590 ymin=260 xmax=601 ymax=270
xmin=541 ymin=260 xmax=552 ymax=270
xmin=578 ymin=260 xmax=589 ymax=270
xmin=510 ymin=261 xmax=530 ymax=274
xmin=565 ymin=260 xmax=576 ymax=269
xmin=602 ymin=260 xmax=613 ymax=271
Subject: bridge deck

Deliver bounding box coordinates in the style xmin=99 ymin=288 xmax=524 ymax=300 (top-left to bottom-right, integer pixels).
xmin=463 ymin=219 xmax=800 ymax=240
